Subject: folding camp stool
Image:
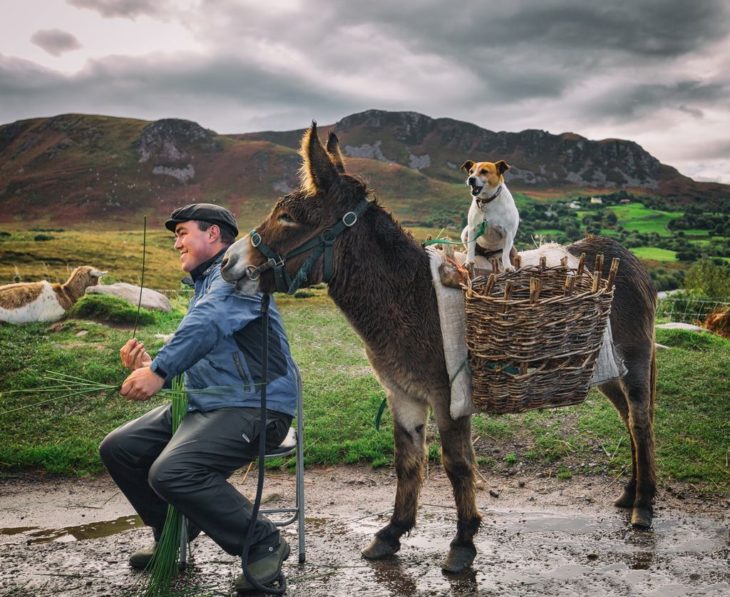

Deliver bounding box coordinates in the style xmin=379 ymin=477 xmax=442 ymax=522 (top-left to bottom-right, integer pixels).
xmin=179 ymin=372 xmax=306 ymax=567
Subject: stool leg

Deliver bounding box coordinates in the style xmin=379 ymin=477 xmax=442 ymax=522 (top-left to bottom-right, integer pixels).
xmin=179 ymin=515 xmax=188 ymax=570
xmin=296 ymin=418 xmax=305 ymax=563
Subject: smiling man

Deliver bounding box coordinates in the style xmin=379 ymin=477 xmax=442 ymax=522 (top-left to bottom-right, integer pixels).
xmin=100 ymin=203 xmax=298 ymax=593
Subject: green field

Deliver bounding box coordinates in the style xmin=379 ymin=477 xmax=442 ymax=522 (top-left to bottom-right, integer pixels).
xmin=608 ymin=202 xmax=682 ymax=237
xmin=0 ymin=229 xmax=183 ymax=288
xmin=1 ymin=292 xmax=728 ymax=493
xmin=533 ymin=228 xmax=564 ymax=237
xmin=630 ymin=247 xmax=678 ymax=262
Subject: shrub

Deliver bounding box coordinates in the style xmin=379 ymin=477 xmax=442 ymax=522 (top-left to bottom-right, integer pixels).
xmin=33 ymin=234 xmax=54 ymax=241
xmin=657 ymin=290 xmax=723 ymax=324
xmin=683 ymin=259 xmax=730 ymax=299
xmin=69 ymin=294 xmax=156 ymax=326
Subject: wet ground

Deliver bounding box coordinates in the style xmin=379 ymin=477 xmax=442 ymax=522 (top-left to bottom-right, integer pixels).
xmin=0 ymin=466 xmax=728 ymax=596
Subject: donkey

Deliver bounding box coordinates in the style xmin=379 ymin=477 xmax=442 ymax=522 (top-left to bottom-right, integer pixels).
xmin=221 ymin=124 xmax=657 ymax=573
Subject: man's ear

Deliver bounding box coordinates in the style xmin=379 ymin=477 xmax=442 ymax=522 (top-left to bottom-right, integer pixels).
xmin=208 ymin=224 xmax=222 ymax=242
xmin=461 ymin=160 xmax=474 ymax=173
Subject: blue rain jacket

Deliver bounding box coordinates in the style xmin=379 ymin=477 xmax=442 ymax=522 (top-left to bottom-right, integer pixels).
xmin=150 ymin=251 xmax=298 ymax=416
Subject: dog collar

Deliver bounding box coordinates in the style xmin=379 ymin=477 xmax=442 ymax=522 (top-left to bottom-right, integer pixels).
xmin=476 ymin=185 xmax=502 ymax=208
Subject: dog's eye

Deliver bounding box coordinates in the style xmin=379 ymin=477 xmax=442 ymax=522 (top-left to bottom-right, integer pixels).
xmin=479 ymin=168 xmax=487 ymax=175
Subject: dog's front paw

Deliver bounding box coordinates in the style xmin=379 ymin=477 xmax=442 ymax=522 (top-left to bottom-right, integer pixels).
xmin=464 ymin=261 xmax=476 ymax=277
xmin=504 ymin=264 xmax=516 ymax=272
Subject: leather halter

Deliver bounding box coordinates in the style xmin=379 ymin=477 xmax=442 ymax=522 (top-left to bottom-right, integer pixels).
xmin=246 ymin=197 xmax=373 ymax=295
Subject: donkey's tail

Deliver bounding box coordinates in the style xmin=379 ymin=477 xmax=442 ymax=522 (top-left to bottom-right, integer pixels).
xmin=649 ymin=334 xmax=657 ymax=420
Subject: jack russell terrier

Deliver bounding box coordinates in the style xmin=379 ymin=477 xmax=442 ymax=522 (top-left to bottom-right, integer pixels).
xmin=460 ymin=159 xmax=519 ymax=272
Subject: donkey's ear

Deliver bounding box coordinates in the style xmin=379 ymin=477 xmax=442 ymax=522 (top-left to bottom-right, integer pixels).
xmin=299 ymin=121 xmax=341 ymax=196
xmin=326 ymin=132 xmax=346 ymax=173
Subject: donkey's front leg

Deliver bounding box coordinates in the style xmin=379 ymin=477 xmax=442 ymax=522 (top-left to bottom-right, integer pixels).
xmin=435 ymin=406 xmax=482 ymax=573
xmin=362 ymin=397 xmax=428 ymax=560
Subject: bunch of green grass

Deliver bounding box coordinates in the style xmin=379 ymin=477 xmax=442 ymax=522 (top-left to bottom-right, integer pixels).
xmin=144 ymin=375 xmax=188 ymax=597
xmin=0 ymin=371 xmax=122 ymax=415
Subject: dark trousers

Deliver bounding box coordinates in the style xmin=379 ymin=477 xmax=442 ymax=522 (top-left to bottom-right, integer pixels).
xmin=100 ymin=404 xmax=292 ymax=556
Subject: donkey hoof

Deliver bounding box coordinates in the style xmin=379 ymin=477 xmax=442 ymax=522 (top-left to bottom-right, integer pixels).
xmin=614 ymin=488 xmax=635 ymax=509
xmin=362 ymin=537 xmax=400 ymax=560
xmin=631 ymin=507 xmax=653 ymax=529
xmin=441 ymin=544 xmax=476 ymax=574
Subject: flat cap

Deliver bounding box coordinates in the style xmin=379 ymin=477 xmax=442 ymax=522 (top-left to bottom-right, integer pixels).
xmin=165 ymin=203 xmax=238 ymax=238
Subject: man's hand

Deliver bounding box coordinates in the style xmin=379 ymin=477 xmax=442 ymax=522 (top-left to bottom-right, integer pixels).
xmin=120 ymin=367 xmax=164 ymax=401
xmin=120 ymin=339 xmax=152 ymax=370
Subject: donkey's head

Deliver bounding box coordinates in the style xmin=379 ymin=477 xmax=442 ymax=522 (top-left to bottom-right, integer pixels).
xmin=221 ymin=122 xmax=371 ymax=294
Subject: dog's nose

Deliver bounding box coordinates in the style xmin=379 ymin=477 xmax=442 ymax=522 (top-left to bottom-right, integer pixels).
xmin=468 ymin=177 xmax=476 ymax=185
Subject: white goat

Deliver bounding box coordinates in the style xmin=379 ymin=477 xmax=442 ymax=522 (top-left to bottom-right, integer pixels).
xmin=0 ymin=266 xmax=106 ymax=324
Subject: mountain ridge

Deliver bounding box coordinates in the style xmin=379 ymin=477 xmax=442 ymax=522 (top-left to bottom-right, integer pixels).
xmin=0 ymin=109 xmax=727 ymax=230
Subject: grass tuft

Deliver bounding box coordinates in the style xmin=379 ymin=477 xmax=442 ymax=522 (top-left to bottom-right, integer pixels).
xmin=69 ymin=294 xmax=156 ymax=326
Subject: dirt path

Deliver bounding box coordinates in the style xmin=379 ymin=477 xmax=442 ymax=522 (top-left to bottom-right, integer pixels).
xmin=1 ymin=466 xmax=728 ymax=596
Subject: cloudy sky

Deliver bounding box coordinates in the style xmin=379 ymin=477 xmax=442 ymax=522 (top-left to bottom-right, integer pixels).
xmin=1 ymin=0 xmax=729 ymax=183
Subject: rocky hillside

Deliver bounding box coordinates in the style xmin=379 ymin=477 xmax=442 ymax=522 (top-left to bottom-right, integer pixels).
xmin=0 ymin=110 xmax=727 ymax=230
xmin=240 ymin=109 xmax=729 ymax=203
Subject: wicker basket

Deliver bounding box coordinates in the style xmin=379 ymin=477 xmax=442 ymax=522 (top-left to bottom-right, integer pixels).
xmin=464 ymin=254 xmax=618 ymax=414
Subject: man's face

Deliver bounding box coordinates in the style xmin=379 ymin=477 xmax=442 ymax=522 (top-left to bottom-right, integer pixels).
xmin=173 ymin=221 xmax=218 ymax=272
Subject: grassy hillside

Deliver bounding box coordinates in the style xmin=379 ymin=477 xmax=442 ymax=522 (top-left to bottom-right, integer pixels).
xmin=0 ymin=292 xmax=728 ymax=494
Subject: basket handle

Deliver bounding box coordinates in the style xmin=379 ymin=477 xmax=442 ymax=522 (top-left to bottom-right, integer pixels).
xmin=503 ymin=281 xmax=512 ymax=314
xmin=592 ymin=254 xmax=604 ymax=293
xmin=577 ymin=253 xmax=586 ymax=276
xmin=530 ymin=277 xmax=541 ymax=304
xmin=607 ymin=258 xmax=620 ymax=290
xmin=564 ymin=272 xmax=576 ymax=296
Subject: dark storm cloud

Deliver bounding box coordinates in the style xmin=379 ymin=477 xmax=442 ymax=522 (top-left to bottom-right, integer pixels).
xmin=0 ymin=52 xmax=360 ymax=130
xmin=194 ymin=0 xmax=730 ymax=112
xmin=586 ymin=80 xmax=730 ymax=121
xmin=67 ymin=0 xmax=163 ymax=19
xmin=30 ymin=29 xmax=82 ymax=57
xmin=313 ymin=0 xmax=728 ymax=59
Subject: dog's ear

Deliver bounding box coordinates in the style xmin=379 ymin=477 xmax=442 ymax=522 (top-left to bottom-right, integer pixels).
xmin=460 ymin=160 xmax=474 ymax=173
xmin=495 ymin=160 xmax=510 ymax=175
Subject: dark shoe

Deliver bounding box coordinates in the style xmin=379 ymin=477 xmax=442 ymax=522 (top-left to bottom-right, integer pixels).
xmin=234 ymin=539 xmax=290 ymax=593
xmin=129 ymin=542 xmax=158 ymax=570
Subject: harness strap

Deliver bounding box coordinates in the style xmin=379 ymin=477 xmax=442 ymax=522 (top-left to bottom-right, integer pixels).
xmin=248 ymin=196 xmax=372 ymax=294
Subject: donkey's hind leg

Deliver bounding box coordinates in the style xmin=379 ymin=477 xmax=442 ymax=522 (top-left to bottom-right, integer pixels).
xmin=362 ymin=395 xmax=428 ymax=560
xmin=433 ymin=403 xmax=482 ymax=573
xmin=600 ymin=347 xmax=656 ymax=528
xmin=598 ymin=380 xmax=638 ymax=508
xmin=623 ymin=348 xmax=657 ymax=528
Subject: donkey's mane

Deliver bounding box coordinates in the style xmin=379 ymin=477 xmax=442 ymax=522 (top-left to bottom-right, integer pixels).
xmin=327 ymin=187 xmax=443 ymax=365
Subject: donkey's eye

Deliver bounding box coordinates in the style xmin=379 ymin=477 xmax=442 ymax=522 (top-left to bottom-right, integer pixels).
xmin=278 ymin=213 xmax=296 ymax=225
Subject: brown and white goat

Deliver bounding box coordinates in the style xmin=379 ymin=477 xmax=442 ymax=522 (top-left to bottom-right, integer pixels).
xmin=0 ymin=266 xmax=105 ymax=324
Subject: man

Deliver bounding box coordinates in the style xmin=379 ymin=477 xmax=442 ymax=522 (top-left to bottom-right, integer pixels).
xmin=100 ymin=203 xmax=298 ymax=593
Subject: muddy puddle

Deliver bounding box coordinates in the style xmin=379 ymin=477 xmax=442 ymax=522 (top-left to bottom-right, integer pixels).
xmin=0 ymin=514 xmax=144 ymax=545
xmin=0 ymin=467 xmax=727 ymax=596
